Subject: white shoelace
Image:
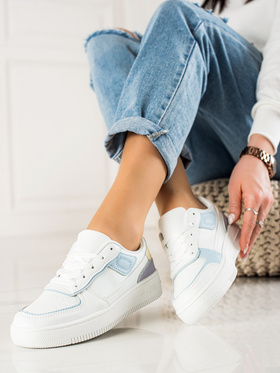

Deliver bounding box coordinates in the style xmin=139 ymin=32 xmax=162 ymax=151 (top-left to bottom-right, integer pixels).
xmin=164 ymin=228 xmax=195 ymax=269
xmin=53 ymin=253 xmax=105 ymax=288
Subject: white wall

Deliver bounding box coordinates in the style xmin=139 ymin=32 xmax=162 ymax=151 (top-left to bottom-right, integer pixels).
xmin=0 ymin=0 xmax=165 ymax=237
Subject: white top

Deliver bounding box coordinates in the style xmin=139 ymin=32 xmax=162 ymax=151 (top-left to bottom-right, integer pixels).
xmin=196 ymin=0 xmax=280 ymax=154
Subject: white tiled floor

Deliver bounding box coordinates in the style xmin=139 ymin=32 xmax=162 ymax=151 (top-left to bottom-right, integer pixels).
xmin=1 ymin=228 xmax=280 ymax=373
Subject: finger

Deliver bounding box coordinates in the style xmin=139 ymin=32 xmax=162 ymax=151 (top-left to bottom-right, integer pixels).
xmin=228 ymin=181 xmax=242 ymax=225
xmin=247 ymin=198 xmax=272 ymax=255
xmin=240 ymin=201 xmax=261 ymax=257
xmin=246 ymin=215 xmax=265 ymax=258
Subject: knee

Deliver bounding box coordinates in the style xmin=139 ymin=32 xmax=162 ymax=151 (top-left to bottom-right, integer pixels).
xmin=85 ymin=29 xmax=140 ymax=61
xmin=85 ymin=32 xmax=123 ymax=64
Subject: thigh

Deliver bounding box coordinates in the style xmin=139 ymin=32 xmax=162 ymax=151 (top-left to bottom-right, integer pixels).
xmin=194 ymin=5 xmax=263 ymax=164
xmin=184 ymin=111 xmax=235 ymax=185
xmin=180 ymin=2 xmax=265 ymax=182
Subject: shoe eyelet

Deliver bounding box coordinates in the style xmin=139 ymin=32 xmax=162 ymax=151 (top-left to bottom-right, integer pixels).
xmin=193 ymin=212 xmax=195 ymax=215
xmin=91 ymin=266 xmax=94 ymax=269
xmin=110 ymin=247 xmax=113 ymax=251
xmin=75 ymin=285 xmax=78 ymax=287
xmin=102 ymin=256 xmax=104 ymax=259
xmin=83 ymin=275 xmax=85 ymax=278
xmin=58 ymin=274 xmax=60 ymax=277
xmin=191 ymin=243 xmax=193 ymax=246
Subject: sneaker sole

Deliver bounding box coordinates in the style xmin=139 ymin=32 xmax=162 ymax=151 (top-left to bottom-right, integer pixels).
xmin=176 ymin=223 xmax=240 ymax=324
xmin=10 ymin=271 xmax=162 ymax=348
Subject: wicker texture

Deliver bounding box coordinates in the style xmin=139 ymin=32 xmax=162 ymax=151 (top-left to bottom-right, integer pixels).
xmin=192 ymin=178 xmax=280 ymax=277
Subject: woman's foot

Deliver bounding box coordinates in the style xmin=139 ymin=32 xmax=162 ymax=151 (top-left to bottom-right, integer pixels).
xmin=158 ymin=196 xmax=241 ymax=324
xmin=10 ymin=230 xmax=162 ymax=348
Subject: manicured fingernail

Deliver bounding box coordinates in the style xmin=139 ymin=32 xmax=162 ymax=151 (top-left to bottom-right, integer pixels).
xmin=228 ymin=213 xmax=235 ymax=225
xmin=243 ymin=252 xmax=249 ymax=262
xmin=244 ymin=244 xmax=249 ymax=254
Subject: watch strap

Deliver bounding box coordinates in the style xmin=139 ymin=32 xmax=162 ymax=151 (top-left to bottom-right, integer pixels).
xmin=239 ymin=146 xmax=276 ymax=178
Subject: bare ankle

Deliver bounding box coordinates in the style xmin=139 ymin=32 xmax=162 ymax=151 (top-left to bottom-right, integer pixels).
xmin=156 ymin=192 xmax=207 ymax=216
xmin=87 ymin=215 xmax=143 ymax=251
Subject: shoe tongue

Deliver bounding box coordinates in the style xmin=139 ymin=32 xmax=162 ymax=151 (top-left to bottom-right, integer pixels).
xmin=158 ymin=207 xmax=187 ymax=242
xmin=69 ymin=229 xmax=112 ymax=255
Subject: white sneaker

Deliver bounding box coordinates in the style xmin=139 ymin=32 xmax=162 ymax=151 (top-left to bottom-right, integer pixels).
xmin=10 ymin=230 xmax=162 ymax=348
xmin=158 ymin=196 xmax=241 ymax=324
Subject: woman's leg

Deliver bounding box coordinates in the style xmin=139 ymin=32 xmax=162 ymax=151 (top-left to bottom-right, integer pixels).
xmin=85 ymin=28 xmax=206 ymax=251
xmin=87 ymin=131 xmax=167 ymax=250
xmin=85 ymin=31 xmax=166 ymax=250
xmin=155 ymin=157 xmax=207 ymax=216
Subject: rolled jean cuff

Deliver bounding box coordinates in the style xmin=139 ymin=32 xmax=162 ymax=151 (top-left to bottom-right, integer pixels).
xmin=104 ymin=117 xmax=178 ymax=182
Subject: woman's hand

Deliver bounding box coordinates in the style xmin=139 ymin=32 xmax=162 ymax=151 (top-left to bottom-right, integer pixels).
xmin=228 ymin=135 xmax=275 ymax=260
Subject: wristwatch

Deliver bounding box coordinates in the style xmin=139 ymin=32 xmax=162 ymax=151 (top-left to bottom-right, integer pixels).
xmin=239 ymin=145 xmax=277 ymax=179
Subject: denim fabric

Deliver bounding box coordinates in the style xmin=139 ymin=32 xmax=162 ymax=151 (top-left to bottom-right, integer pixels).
xmin=85 ymin=0 xmax=280 ymax=185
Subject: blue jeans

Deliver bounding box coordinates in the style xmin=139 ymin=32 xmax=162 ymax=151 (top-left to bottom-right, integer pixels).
xmin=85 ymin=0 xmax=280 ymax=185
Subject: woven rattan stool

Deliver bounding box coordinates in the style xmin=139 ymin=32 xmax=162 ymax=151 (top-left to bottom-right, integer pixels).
xmin=192 ymin=178 xmax=280 ymax=276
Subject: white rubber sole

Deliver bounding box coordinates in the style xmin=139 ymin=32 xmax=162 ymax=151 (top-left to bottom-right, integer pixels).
xmin=176 ymin=223 xmax=241 ymax=324
xmin=10 ymin=271 xmax=162 ymax=349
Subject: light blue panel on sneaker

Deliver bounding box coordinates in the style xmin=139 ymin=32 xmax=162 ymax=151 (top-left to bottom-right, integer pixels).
xmin=199 ymin=247 xmax=221 ymax=264
xmin=108 ymin=252 xmax=137 ymax=276
xmin=199 ymin=211 xmax=216 ymax=230
xmin=173 ymin=247 xmax=222 ymax=300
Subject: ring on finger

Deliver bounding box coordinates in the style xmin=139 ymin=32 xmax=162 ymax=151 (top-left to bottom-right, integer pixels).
xmin=245 ymin=207 xmax=259 ymax=215
xmin=256 ymin=220 xmax=264 ymax=228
